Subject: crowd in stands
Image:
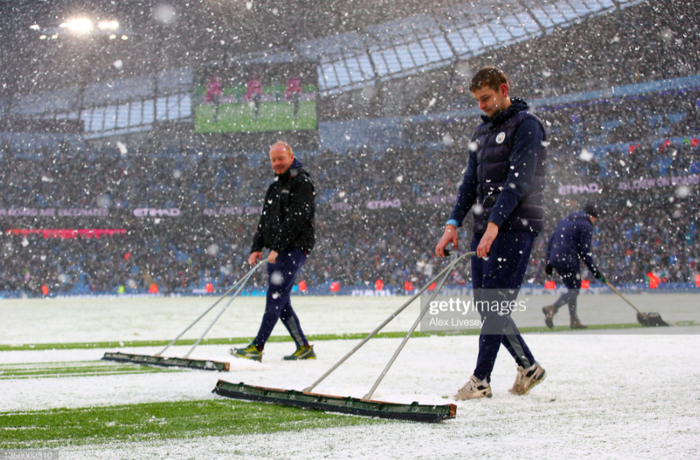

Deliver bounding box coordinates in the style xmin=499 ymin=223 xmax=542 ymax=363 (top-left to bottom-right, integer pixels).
xmin=1 ymin=118 xmax=699 ymax=296
xmin=1 ymin=0 xmax=698 ymax=296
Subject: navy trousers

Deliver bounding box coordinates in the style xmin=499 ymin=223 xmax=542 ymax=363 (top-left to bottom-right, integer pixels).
xmin=552 ymin=264 xmax=581 ymax=318
xmin=471 ymin=231 xmax=537 ymax=382
xmin=253 ymin=248 xmax=309 ymax=350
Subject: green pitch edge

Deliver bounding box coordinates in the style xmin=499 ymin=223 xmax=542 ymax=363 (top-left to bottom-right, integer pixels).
xmin=0 ymin=399 xmax=383 ymax=449
xmin=2 ymin=321 xmax=692 ymax=352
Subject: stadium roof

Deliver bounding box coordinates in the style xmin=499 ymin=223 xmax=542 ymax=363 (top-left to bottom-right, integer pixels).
xmin=1 ymin=0 xmax=644 ymax=96
xmin=0 ymin=0 xmax=470 ymax=93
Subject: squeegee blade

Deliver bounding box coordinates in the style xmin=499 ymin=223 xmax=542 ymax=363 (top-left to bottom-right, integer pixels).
xmin=212 ymin=380 xmax=456 ymax=422
xmin=102 ymin=352 xmax=229 ymax=371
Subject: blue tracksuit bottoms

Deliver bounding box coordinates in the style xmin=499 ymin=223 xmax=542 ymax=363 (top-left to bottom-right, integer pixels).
xmin=471 ymin=231 xmax=537 ymax=382
xmin=253 ymin=248 xmax=309 ymax=350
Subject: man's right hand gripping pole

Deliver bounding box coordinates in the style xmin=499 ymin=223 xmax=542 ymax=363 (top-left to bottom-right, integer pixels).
xmin=435 ymin=224 xmax=458 ymax=258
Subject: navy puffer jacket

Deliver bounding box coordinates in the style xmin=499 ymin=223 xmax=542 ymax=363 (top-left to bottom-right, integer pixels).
xmin=449 ymin=98 xmax=548 ymax=233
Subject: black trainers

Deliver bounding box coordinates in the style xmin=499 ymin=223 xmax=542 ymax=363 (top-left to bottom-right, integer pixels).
xmin=283 ymin=344 xmax=316 ymax=360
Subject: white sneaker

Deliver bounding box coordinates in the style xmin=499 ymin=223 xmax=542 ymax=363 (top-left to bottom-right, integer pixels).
xmin=454 ymin=375 xmax=492 ymax=400
xmin=509 ymin=362 xmax=546 ymax=395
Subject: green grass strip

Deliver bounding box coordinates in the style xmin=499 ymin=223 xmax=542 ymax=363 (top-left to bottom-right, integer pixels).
xmin=0 ymin=361 xmax=182 ymax=379
xmin=0 ymin=322 xmax=662 ymax=352
xmin=0 ymin=399 xmax=384 ymax=449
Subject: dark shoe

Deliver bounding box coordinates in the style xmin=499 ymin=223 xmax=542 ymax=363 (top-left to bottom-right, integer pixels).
xmin=229 ymin=343 xmax=263 ymax=362
xmin=570 ymin=316 xmax=588 ymax=329
xmin=542 ymin=305 xmax=556 ymax=329
xmin=283 ymin=344 xmax=316 ymax=360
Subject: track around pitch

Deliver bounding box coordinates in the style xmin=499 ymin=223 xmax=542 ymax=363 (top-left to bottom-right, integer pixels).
xmin=0 ymin=321 xmax=672 ymax=352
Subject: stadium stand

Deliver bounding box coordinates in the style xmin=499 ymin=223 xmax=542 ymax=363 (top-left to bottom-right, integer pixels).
xmin=1 ymin=0 xmax=699 ymax=296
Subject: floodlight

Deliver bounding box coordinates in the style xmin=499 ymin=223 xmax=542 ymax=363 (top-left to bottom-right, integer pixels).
xmin=39 ymin=35 xmax=47 ymax=40
xmin=62 ymin=18 xmax=94 ymax=34
xmin=30 ymin=24 xmax=41 ymax=30
xmin=121 ymin=35 xmax=128 ymax=40
xmin=98 ymin=21 xmax=119 ymax=30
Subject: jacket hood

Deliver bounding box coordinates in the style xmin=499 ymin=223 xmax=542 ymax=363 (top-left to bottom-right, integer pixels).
xmin=481 ymin=97 xmax=529 ymax=125
xmin=277 ymin=158 xmax=305 ymax=179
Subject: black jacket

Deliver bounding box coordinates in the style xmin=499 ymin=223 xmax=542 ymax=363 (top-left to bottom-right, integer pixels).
xmin=251 ymin=158 xmax=315 ymax=254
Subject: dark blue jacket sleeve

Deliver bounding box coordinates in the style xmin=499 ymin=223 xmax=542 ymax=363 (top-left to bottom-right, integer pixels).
xmin=488 ymin=118 xmax=544 ymax=228
xmin=448 ymin=150 xmax=478 ymax=227
xmin=578 ymin=223 xmax=601 ymax=278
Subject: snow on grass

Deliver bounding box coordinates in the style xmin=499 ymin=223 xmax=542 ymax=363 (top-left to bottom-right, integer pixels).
xmin=1 ymin=295 xmax=699 ymax=458
xmin=1 ymin=399 xmax=382 ymax=449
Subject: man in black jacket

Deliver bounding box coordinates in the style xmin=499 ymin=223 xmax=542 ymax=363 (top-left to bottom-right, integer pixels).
xmin=230 ymin=141 xmax=316 ymax=362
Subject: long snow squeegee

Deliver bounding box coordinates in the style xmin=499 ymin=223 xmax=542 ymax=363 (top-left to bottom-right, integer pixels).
xmin=213 ymin=381 xmax=456 ymax=422
xmin=103 ymin=261 xmax=266 ymax=371
xmin=214 ymin=251 xmax=475 ymax=422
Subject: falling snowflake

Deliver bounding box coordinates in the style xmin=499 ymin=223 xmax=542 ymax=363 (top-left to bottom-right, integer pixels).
xmin=271 ymin=271 xmax=284 ymax=286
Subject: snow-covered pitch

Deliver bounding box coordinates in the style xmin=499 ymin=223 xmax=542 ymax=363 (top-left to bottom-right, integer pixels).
xmin=1 ymin=293 xmax=699 ymax=459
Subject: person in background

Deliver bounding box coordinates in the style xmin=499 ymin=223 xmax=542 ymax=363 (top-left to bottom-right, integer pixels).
xmin=543 ymin=203 xmax=605 ymax=329
xmin=286 ymin=75 xmax=302 ymax=119
xmin=247 ymin=76 xmax=263 ymax=121
xmin=205 ymin=76 xmax=223 ymax=123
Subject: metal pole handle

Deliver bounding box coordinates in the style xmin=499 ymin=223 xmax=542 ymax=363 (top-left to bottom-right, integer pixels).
xmin=303 ymin=253 xmax=472 ymax=393
xmin=182 ymin=261 xmax=265 ymax=358
xmin=155 ymin=260 xmax=266 ymax=356
xmin=605 ymin=281 xmax=648 ymax=319
xmin=363 ymin=251 xmax=475 ymax=400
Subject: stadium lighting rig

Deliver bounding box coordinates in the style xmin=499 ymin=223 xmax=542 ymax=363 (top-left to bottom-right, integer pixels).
xmin=32 ymin=17 xmax=130 ymax=40
xmin=60 ymin=18 xmax=95 ymax=34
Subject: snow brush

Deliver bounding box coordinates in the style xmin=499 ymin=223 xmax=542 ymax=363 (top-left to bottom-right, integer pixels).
xmin=213 ymin=250 xmax=475 ymax=422
xmin=605 ymin=281 xmax=669 ymax=327
xmin=103 ymin=260 xmax=267 ymax=371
